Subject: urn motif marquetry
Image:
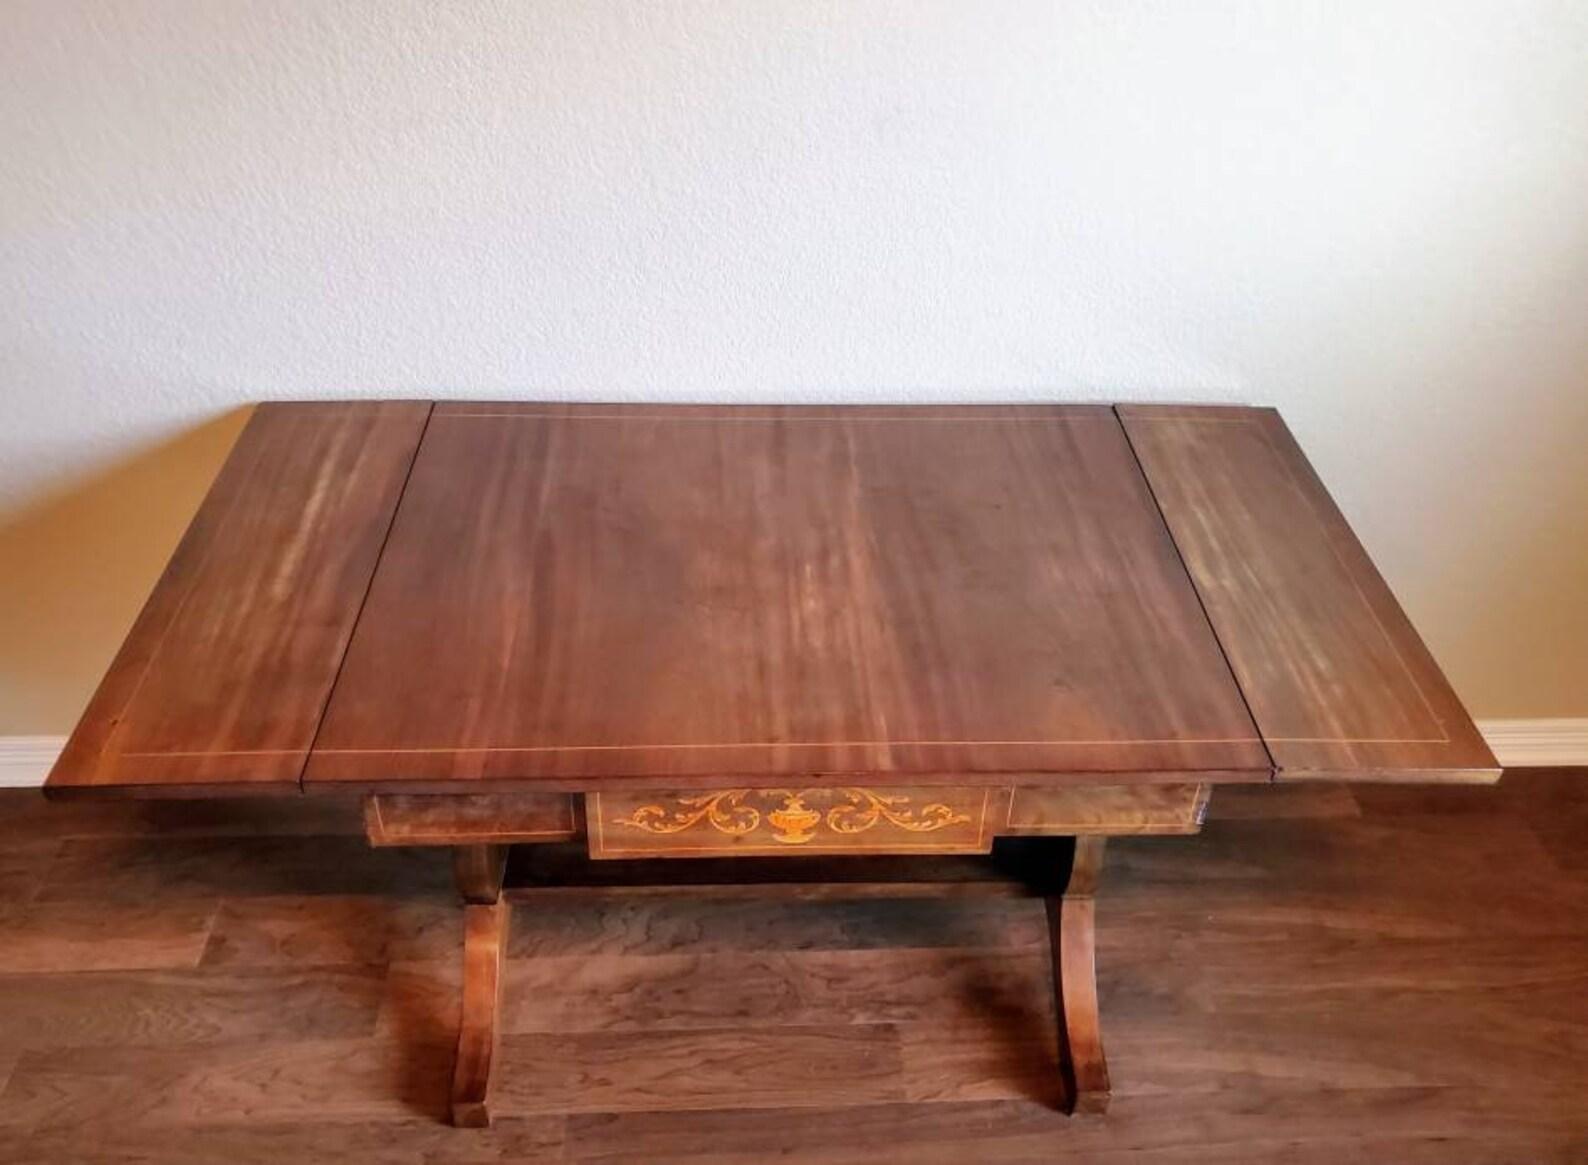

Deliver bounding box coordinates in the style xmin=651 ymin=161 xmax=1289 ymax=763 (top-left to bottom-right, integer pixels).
xmin=587 ymin=786 xmax=996 ymax=858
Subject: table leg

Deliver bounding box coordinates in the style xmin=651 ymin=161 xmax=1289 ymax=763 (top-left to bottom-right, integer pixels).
xmin=451 ymin=898 xmax=511 ymax=1127
xmin=1046 ymin=835 xmax=1110 ymax=1115
xmin=453 ymin=843 xmax=508 ymax=905
xmin=451 ymin=844 xmax=511 ymax=1127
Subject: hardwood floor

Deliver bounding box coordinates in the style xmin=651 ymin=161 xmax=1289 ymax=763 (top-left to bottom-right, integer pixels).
xmin=1 ymin=772 xmax=1585 ymax=1163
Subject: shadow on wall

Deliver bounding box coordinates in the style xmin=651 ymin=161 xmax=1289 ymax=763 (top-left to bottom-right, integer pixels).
xmin=0 ymin=408 xmax=253 ymax=736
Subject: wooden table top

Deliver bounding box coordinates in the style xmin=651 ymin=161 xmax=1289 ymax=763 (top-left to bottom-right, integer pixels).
xmin=46 ymin=402 xmax=1497 ymax=798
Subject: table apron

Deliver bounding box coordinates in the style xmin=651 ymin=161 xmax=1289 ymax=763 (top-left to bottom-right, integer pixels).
xmin=362 ymin=783 xmax=1210 ymax=856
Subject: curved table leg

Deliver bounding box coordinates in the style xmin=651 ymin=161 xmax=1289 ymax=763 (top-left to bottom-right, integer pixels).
xmin=451 ymin=898 xmax=510 ymax=1127
xmin=1046 ymin=835 xmax=1110 ymax=1115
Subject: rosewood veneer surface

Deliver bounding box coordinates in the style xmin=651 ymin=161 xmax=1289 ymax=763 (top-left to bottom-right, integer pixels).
xmin=1119 ymin=405 xmax=1494 ymax=783
xmin=47 ymin=400 xmax=1495 ymax=798
xmin=306 ymin=404 xmax=1266 ymax=788
xmin=46 ymin=402 xmax=431 ymax=796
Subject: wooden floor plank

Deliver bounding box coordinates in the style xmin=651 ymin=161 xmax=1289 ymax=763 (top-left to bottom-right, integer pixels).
xmin=0 ymin=1048 xmax=17 ymax=1109
xmin=0 ymin=840 xmax=57 ymax=911
xmin=2 ymin=1116 xmax=566 ymax=1165
xmin=35 ymin=836 xmax=450 ymax=903
xmin=505 ymin=895 xmax=1050 ymax=959
xmin=563 ymin=1089 xmax=1588 ymax=1164
xmin=898 ymin=1022 xmax=1061 ymax=1106
xmin=491 ymin=1027 xmax=905 ymax=1116
xmin=379 ymin=946 xmax=1054 ymax=1039
xmin=200 ymin=894 xmax=459 ymax=968
xmin=0 ymin=898 xmax=217 ymax=973
xmin=0 ymin=1036 xmax=456 ymax=1131
xmin=0 ymin=966 xmax=385 ymax=1051
xmin=1103 ymin=814 xmax=1588 ymax=942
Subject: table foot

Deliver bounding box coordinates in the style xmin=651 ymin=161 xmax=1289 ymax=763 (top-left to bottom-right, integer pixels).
xmin=1047 ymin=836 xmax=1111 ymax=1115
xmin=450 ymin=899 xmax=510 ymax=1127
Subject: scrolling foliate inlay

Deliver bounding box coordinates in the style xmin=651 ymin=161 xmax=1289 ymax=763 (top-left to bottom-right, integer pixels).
xmin=613 ymin=788 xmax=973 ymax=846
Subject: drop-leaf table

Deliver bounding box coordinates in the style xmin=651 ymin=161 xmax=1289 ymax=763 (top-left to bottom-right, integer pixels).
xmin=46 ymin=402 xmax=1497 ymax=1125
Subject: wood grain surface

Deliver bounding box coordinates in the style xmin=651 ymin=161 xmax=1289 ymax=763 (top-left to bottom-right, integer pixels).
xmin=1006 ymin=783 xmax=1208 ymax=835
xmin=363 ymin=794 xmax=576 ymax=847
xmin=1118 ymin=405 xmax=1498 ymax=783
xmin=1049 ymin=836 xmax=1110 ymax=1114
xmin=45 ymin=402 xmax=432 ymax=797
xmin=450 ymin=900 xmax=508 ymax=1127
xmin=306 ymin=404 xmax=1266 ymax=789
xmin=44 ymin=399 xmax=1499 ymax=801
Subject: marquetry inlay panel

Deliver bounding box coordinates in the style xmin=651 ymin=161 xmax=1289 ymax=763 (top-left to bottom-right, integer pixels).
xmin=588 ymin=786 xmax=1004 ymax=859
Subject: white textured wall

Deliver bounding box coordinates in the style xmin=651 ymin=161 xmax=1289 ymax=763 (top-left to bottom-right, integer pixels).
xmin=2 ymin=1 xmax=1586 ymax=729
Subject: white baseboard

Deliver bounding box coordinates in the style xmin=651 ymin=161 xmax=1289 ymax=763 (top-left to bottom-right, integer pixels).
xmin=1475 ymin=718 xmax=1588 ymax=769
xmin=2 ymin=720 xmax=1586 ymax=789
xmin=0 ymin=736 xmax=68 ymax=789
